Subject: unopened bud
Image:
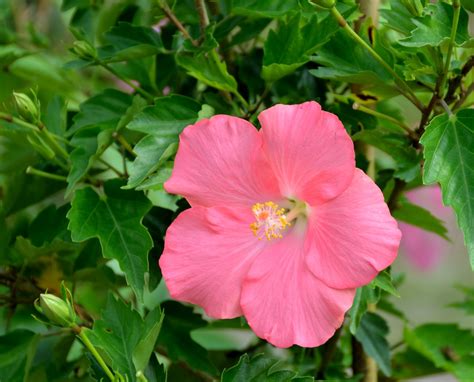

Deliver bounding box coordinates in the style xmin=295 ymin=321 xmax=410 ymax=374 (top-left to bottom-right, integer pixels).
xmin=72 ymin=41 xmax=97 ymax=60
xmin=308 ymin=0 xmax=336 ymax=9
xmin=400 ymin=0 xmax=424 ymax=16
xmin=35 ymin=293 xmax=76 ymax=327
xmin=13 ymin=92 xmax=40 ymax=124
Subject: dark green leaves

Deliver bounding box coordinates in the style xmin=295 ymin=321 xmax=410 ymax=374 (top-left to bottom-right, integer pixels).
xmin=0 ymin=330 xmax=39 ymax=382
xmin=399 ymin=2 xmax=474 ymax=48
xmin=222 ymin=354 xmax=314 ymax=382
xmin=231 ymin=0 xmax=299 ymax=17
xmin=88 ymin=294 xmax=164 ymax=381
xmin=67 ymin=180 xmax=153 ymax=300
xmin=355 ymin=313 xmax=391 ymax=376
xmin=158 ymin=302 xmax=216 ymax=375
xmin=420 ymin=109 xmax=474 ymax=268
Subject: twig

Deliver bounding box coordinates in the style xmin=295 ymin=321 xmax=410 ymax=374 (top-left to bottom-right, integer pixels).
xmin=159 ymin=0 xmax=198 ymax=46
xmin=453 ymin=82 xmax=474 ymax=110
xmin=194 ymin=0 xmax=209 ymax=34
xmin=26 ymin=166 xmax=68 ymax=182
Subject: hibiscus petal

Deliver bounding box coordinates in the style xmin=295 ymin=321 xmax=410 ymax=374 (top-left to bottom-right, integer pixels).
xmin=258 ymin=102 xmax=355 ymax=204
xmin=165 ymin=115 xmax=280 ymax=207
xmin=241 ymin=231 xmax=355 ymax=348
xmin=305 ymin=169 xmax=402 ymax=289
xmin=159 ymin=205 xmax=266 ymax=319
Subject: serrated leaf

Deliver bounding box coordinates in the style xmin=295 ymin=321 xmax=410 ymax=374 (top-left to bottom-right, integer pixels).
xmin=399 ymin=3 xmax=474 ymax=48
xmin=404 ymin=323 xmax=474 ymax=381
xmin=176 ymin=51 xmax=238 ymax=94
xmin=380 ymin=0 xmax=417 ymax=35
xmin=392 ymin=198 xmax=449 ymax=240
xmin=97 ymin=22 xmax=165 ymax=63
xmin=158 ymin=302 xmax=216 ymax=375
xmin=88 ymin=294 xmax=164 ymax=381
xmin=420 ymin=109 xmax=474 ymax=269
xmin=262 ymin=9 xmax=351 ymax=82
xmin=222 ymin=354 xmax=313 ymax=382
xmin=67 ymin=180 xmax=153 ymax=300
xmin=355 ymin=312 xmax=392 ymax=376
xmin=0 ymin=330 xmax=39 ymax=382
xmin=449 ymin=285 xmax=474 ymax=316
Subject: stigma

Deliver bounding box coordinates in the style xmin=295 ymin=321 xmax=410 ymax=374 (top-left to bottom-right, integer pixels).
xmin=250 ymin=201 xmax=290 ymax=240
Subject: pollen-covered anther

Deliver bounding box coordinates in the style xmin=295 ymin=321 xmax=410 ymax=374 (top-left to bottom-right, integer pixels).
xmin=250 ymin=201 xmax=290 ymax=240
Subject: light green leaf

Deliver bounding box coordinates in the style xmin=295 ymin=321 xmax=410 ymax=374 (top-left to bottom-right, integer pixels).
xmin=176 ymin=51 xmax=238 ymax=94
xmin=420 ymin=109 xmax=474 ymax=268
xmin=399 ymin=2 xmax=474 ymax=48
xmin=88 ymin=294 xmax=164 ymax=381
xmin=355 ymin=313 xmax=391 ymax=376
xmin=392 ymin=198 xmax=449 ymax=240
xmin=222 ymin=353 xmax=314 ymax=382
xmin=404 ymin=323 xmax=474 ymax=381
xmin=67 ymin=180 xmax=153 ymax=300
xmin=0 ymin=330 xmax=39 ymax=382
xmin=370 ymin=270 xmax=400 ymax=298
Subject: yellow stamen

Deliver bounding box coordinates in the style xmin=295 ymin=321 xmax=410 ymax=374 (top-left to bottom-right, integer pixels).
xmin=250 ymin=201 xmax=291 ymax=241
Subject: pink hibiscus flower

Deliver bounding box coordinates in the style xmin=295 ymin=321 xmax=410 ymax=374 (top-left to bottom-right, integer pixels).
xmin=159 ymin=102 xmax=401 ymax=348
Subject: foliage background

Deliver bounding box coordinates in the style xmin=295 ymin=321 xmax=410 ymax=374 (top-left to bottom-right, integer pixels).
xmin=0 ymin=0 xmax=473 ymax=381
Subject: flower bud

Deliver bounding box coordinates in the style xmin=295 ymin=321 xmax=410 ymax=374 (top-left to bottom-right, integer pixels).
xmin=35 ymin=293 xmax=76 ymax=327
xmin=13 ymin=92 xmax=40 ymax=124
xmin=400 ymin=0 xmax=424 ymax=16
xmin=308 ymin=0 xmax=336 ymax=9
xmin=72 ymin=40 xmax=97 ymax=60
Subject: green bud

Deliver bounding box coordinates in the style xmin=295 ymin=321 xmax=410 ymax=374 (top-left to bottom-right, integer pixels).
xmin=72 ymin=40 xmax=97 ymax=60
xmin=13 ymin=92 xmax=40 ymax=124
xmin=308 ymin=0 xmax=336 ymax=9
xmin=400 ymin=0 xmax=424 ymax=16
xmin=461 ymin=0 xmax=474 ymax=12
xmin=35 ymin=293 xmax=76 ymax=327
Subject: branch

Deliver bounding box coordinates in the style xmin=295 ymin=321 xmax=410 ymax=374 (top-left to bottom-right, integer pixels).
xmin=159 ymin=0 xmax=198 ymax=46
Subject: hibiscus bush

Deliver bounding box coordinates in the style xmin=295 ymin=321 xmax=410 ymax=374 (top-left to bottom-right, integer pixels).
xmin=1 ymin=0 xmax=474 ymax=381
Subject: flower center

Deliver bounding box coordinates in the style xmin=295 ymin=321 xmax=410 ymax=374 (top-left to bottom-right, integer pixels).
xmin=250 ymin=200 xmax=307 ymax=241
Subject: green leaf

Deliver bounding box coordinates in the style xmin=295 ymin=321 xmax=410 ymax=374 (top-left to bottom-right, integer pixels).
xmin=231 ymin=0 xmax=299 ymax=17
xmin=222 ymin=354 xmax=314 ymax=382
xmin=28 ymin=204 xmax=71 ymax=246
xmin=98 ymin=22 xmax=165 ymax=63
xmin=370 ymin=270 xmax=400 ymax=298
xmin=88 ymin=294 xmax=164 ymax=381
xmin=262 ymin=9 xmax=351 ymax=82
xmin=176 ymin=51 xmax=238 ymax=94
xmin=310 ymin=30 xmax=397 ymax=96
xmin=158 ymin=302 xmax=216 ymax=375
xmin=420 ymin=109 xmax=474 ymax=268
xmin=399 ymin=2 xmax=474 ymax=48
xmin=449 ymin=285 xmax=474 ymax=316
xmin=380 ymin=0 xmax=417 ymax=35
xmin=68 ymin=89 xmax=133 ymax=136
xmin=67 ymin=180 xmax=153 ymax=300
xmin=353 ymin=128 xmax=420 ymax=181
xmin=392 ymin=198 xmax=449 ymax=240
xmin=404 ymin=323 xmax=474 ymax=381
xmin=125 ymin=95 xmax=200 ymax=189
xmin=355 ymin=312 xmax=391 ymax=376
xmin=349 ymin=286 xmax=380 ymax=334
xmin=0 ymin=330 xmax=39 ymax=382
xmin=127 ymin=95 xmax=201 ymax=137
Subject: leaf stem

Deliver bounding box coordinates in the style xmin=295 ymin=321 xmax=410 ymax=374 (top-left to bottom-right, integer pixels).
xmin=159 ymin=0 xmax=198 ymax=46
xmin=439 ymin=0 xmax=461 ymax=96
xmin=194 ymin=0 xmax=209 ymax=33
xmin=113 ymin=132 xmax=137 ymax=157
xmin=76 ymin=327 xmax=115 ymax=382
xmin=98 ymin=62 xmax=155 ymax=102
xmin=26 ymin=166 xmax=67 ymax=182
xmin=329 ymin=7 xmax=424 ymax=112
xmin=98 ymin=158 xmax=125 ymax=177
